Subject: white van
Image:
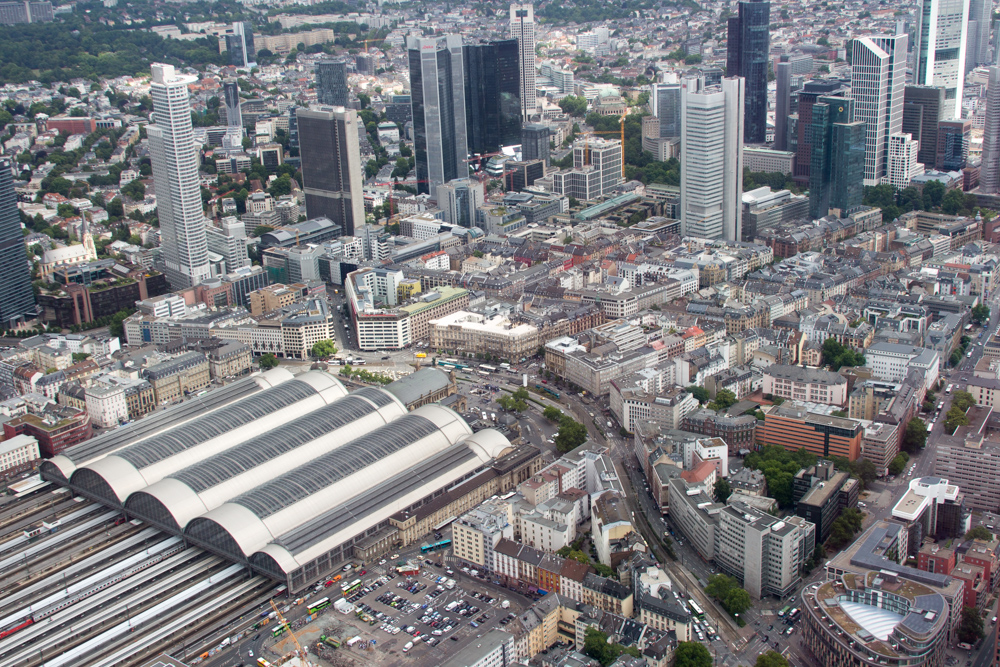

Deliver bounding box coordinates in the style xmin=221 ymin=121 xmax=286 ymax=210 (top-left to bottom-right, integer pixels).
xmin=403 ymin=642 xmax=414 ymax=653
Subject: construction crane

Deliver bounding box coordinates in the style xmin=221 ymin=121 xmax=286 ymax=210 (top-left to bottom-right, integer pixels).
xmin=361 ymin=38 xmax=386 ymax=53
xmin=269 ymin=598 xmax=313 ymax=665
xmin=583 ymin=110 xmax=629 ymax=179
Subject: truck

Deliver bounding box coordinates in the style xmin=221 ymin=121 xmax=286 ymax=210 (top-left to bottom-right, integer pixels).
xmin=445 ymin=579 xmax=456 ymax=589
xmin=501 ymin=600 xmax=510 ymax=609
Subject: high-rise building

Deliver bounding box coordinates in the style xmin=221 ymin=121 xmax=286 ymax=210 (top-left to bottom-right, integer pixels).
xmin=407 ymin=35 xmax=468 ymax=198
xmin=937 ymin=118 xmax=971 ymax=170
xmin=774 ymin=61 xmax=793 ymax=151
xmin=902 ymin=85 xmax=946 ymax=167
xmin=222 ymin=80 xmax=243 ymax=150
xmin=0 ymin=1 xmax=53 ymax=25
xmin=148 ymin=64 xmax=212 ymax=289
xmin=463 ymin=40 xmax=521 ymax=156
xmin=680 ymin=76 xmax=744 ymax=241
xmin=510 ymin=3 xmax=536 ymax=120
xmin=726 ymin=0 xmax=770 ymax=144
xmin=436 ymin=179 xmax=485 ymax=228
xmin=206 ymin=216 xmax=250 ymax=274
xmin=793 ymin=80 xmax=849 ymax=184
xmin=521 ymin=123 xmax=551 ymax=166
xmin=885 ymin=132 xmax=925 ymax=189
xmin=850 ymin=35 xmax=907 ymax=185
xmin=809 ymin=96 xmax=866 ymax=219
xmin=315 ymin=59 xmax=350 ymax=107
xmin=650 ymin=81 xmax=682 ymax=139
xmin=0 ymin=159 xmax=36 ymax=327
xmin=914 ymin=0 xmax=969 ymax=119
xmin=296 ymin=107 xmax=365 ymax=236
xmin=966 ymin=0 xmax=992 ymax=71
xmin=225 ymin=21 xmax=255 ymax=68
xmin=980 ymin=67 xmax=1000 ymax=193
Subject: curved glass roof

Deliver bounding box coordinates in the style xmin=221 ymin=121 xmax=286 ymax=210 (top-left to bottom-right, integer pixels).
xmin=115 ymin=380 xmax=319 ymax=469
xmin=172 ymin=389 xmax=392 ymax=493
xmin=233 ymin=413 xmax=440 ymax=519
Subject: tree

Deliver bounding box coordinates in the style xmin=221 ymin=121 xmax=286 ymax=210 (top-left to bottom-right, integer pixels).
xmin=724 ymin=587 xmax=752 ymax=615
xmin=714 ymin=478 xmax=732 ymax=503
xmin=902 ymin=418 xmax=928 ymax=453
xmin=821 ymin=338 xmax=865 ymax=370
xmin=543 ymin=405 xmax=563 ymax=422
xmin=888 ymin=453 xmax=909 ymax=476
xmin=958 ymin=606 xmax=985 ymax=645
xmin=945 ymin=405 xmax=970 ymax=434
xmin=952 ymin=390 xmax=976 ymax=412
xmin=582 ymin=627 xmax=641 ymax=666
xmin=685 ymin=385 xmax=710 ymax=403
xmin=311 ymin=339 xmax=338 ymax=358
xmin=259 ymin=353 xmax=279 ymax=369
xmin=554 ymin=415 xmax=588 ymax=452
xmin=557 ymin=95 xmax=589 ymax=116
xmin=498 ymin=392 xmax=528 ymax=413
xmin=712 ymin=388 xmax=737 ymax=410
xmin=965 ymin=525 xmax=994 ymax=541
xmin=674 ymin=642 xmax=712 ymax=667
xmin=756 ymin=651 xmax=790 ymax=667
xmin=972 ymin=303 xmax=991 ymax=324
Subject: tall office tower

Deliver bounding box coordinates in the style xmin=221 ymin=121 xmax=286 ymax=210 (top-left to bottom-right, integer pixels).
xmin=226 ymin=21 xmax=256 ymax=68
xmin=680 ymin=76 xmax=745 ymax=241
xmin=793 ymin=80 xmax=849 ymax=185
xmin=148 ymin=64 xmax=211 ymax=289
xmin=967 ymin=0 xmax=992 ymax=71
xmin=850 ymin=35 xmax=907 ymax=185
xmin=914 ymin=0 xmax=969 ymax=119
xmin=316 ymin=59 xmax=350 ymax=107
xmin=726 ymin=0 xmax=770 ymax=143
xmin=651 ymin=81 xmax=682 ymax=138
xmin=407 ymin=35 xmax=468 ymax=198
xmin=884 ymin=132 xmax=925 ymax=189
xmin=937 ymin=118 xmax=971 ymax=170
xmin=463 ymin=39 xmax=521 ymax=155
xmin=510 ymin=3 xmax=536 ymax=120
xmin=902 ymin=85 xmax=945 ymax=167
xmin=809 ymin=96 xmax=866 ymax=219
xmin=296 ymin=107 xmax=365 ymax=236
xmin=206 ymin=216 xmax=250 ymax=273
xmin=775 ymin=61 xmax=793 ymax=150
xmin=222 ymin=80 xmax=243 ymax=150
xmin=287 ymin=106 xmax=299 ymax=152
xmin=0 ymin=159 xmax=36 ymax=327
xmin=436 ymin=179 xmax=485 ymax=228
xmin=980 ymin=67 xmax=1000 ymax=192
xmin=521 ymin=123 xmax=551 ymax=166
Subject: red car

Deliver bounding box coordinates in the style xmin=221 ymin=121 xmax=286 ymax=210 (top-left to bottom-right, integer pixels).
xmin=359 ymin=569 xmax=367 ymax=575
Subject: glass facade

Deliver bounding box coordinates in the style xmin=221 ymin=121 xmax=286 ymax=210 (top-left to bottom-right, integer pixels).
xmin=809 ymin=97 xmax=865 ymax=219
xmin=0 ymin=160 xmax=36 ymax=327
xmin=316 ymin=59 xmax=350 ymax=107
xmin=726 ymin=0 xmax=770 ymax=143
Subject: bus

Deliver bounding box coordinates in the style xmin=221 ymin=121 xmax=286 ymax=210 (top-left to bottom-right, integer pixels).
xmin=415 ymin=352 xmax=426 ymax=358
xmin=778 ymin=606 xmax=790 ymax=618
xmin=308 ymin=597 xmax=331 ymax=613
xmin=421 ymin=539 xmax=452 ymax=553
xmin=258 ymin=659 xmax=273 ymax=667
xmin=341 ymin=579 xmax=362 ymax=595
xmin=444 ymin=358 xmax=459 ymax=365
xmin=480 ymin=364 xmax=497 ymax=373
xmin=500 ymin=363 xmax=511 ymax=370
xmin=272 ymin=625 xmax=286 ymax=638
xmin=688 ymin=599 xmax=705 ymax=618
xmin=478 ymin=370 xmax=490 ymax=377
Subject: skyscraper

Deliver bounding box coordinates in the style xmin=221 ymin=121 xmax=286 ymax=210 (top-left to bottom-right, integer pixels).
xmin=0 ymin=159 xmax=36 ymax=327
xmin=884 ymin=132 xmax=924 ymax=189
xmin=809 ymin=96 xmax=866 ymax=219
xmin=680 ymin=76 xmax=744 ymax=241
xmin=463 ymin=39 xmax=521 ymax=155
xmin=148 ymin=64 xmax=212 ymax=289
xmin=521 ymin=123 xmax=551 ymax=166
xmin=316 ymin=59 xmax=350 ymax=107
xmin=296 ymin=107 xmax=365 ymax=236
xmin=979 ymin=67 xmax=1000 ymax=193
xmin=226 ymin=21 xmax=255 ymax=68
xmin=222 ymin=79 xmax=243 ymax=150
xmin=914 ymin=0 xmax=970 ymax=119
xmin=651 ymin=81 xmax=682 ymax=138
xmin=407 ymin=35 xmax=468 ymax=198
xmin=793 ymin=80 xmax=848 ymax=185
xmin=774 ymin=61 xmax=792 ymax=151
xmin=850 ymin=35 xmax=907 ymax=185
xmin=937 ymin=119 xmax=971 ymax=170
xmin=726 ymin=0 xmax=770 ymax=143
xmin=966 ymin=0 xmax=992 ymax=71
xmin=510 ymin=3 xmax=536 ymax=120
xmin=436 ymin=179 xmax=485 ymax=228
xmin=902 ymin=85 xmax=946 ymax=167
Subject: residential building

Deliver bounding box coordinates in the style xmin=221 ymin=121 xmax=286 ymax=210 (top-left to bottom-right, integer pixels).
xmin=850 ymin=35 xmax=907 ymax=185
xmin=914 ymin=0 xmax=969 ymax=119
xmin=761 ymin=364 xmax=848 ymax=405
xmin=902 ymin=85 xmax=945 ymax=168
xmin=0 ymin=1 xmax=52 ymax=24
xmin=453 ymin=498 xmax=515 ymax=571
xmin=148 ymin=64 xmax=212 ymax=289
xmin=884 ymin=132 xmax=924 ymax=189
xmin=758 ymin=403 xmax=862 ymax=460
xmin=0 ymin=158 xmax=36 ymax=327
xmin=297 ymin=107 xmax=365 ymax=236
xmin=809 ymin=95 xmax=865 ymax=219
xmin=726 ymin=0 xmax=769 ymax=143
xmin=84 ymin=383 xmax=127 ymax=428
xmin=408 ymin=35 xmax=468 ymax=198
xmin=143 ymin=351 xmax=210 ymax=404
xmin=0 ymin=434 xmax=39 ymax=474
xmin=464 ymin=40 xmax=521 ymax=155
xmin=315 ymin=59 xmax=349 ymax=107
xmin=680 ymin=75 xmax=744 ymax=241
xmin=509 ymin=3 xmax=536 ymax=120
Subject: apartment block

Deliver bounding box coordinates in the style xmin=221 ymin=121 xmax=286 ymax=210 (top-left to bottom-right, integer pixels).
xmin=761 ymin=364 xmax=848 ymax=405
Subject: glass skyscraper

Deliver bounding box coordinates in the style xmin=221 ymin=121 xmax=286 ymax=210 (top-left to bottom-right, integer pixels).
xmin=463 ymin=39 xmax=521 ymax=156
xmin=651 ymin=82 xmax=681 ymax=139
xmin=0 ymin=159 xmax=36 ymax=327
xmin=809 ymin=96 xmax=866 ymax=219
xmin=315 ymin=59 xmax=350 ymax=108
xmin=297 ymin=107 xmax=365 ymax=236
xmin=726 ymin=0 xmax=770 ymax=143
xmin=914 ymin=0 xmax=969 ymax=119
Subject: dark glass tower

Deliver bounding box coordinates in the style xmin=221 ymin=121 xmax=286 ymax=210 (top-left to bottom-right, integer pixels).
xmin=902 ymin=85 xmax=945 ymax=167
xmin=774 ymin=61 xmax=792 ymax=150
xmin=809 ymin=96 xmax=865 ymax=220
xmin=316 ymin=59 xmax=350 ymax=107
xmin=463 ymin=39 xmax=521 ymax=156
xmin=0 ymin=160 xmax=36 ymax=327
xmin=726 ymin=0 xmax=770 ymax=143
xmin=521 ymin=123 xmax=551 ymax=166
xmin=651 ymin=83 xmax=681 ymax=138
